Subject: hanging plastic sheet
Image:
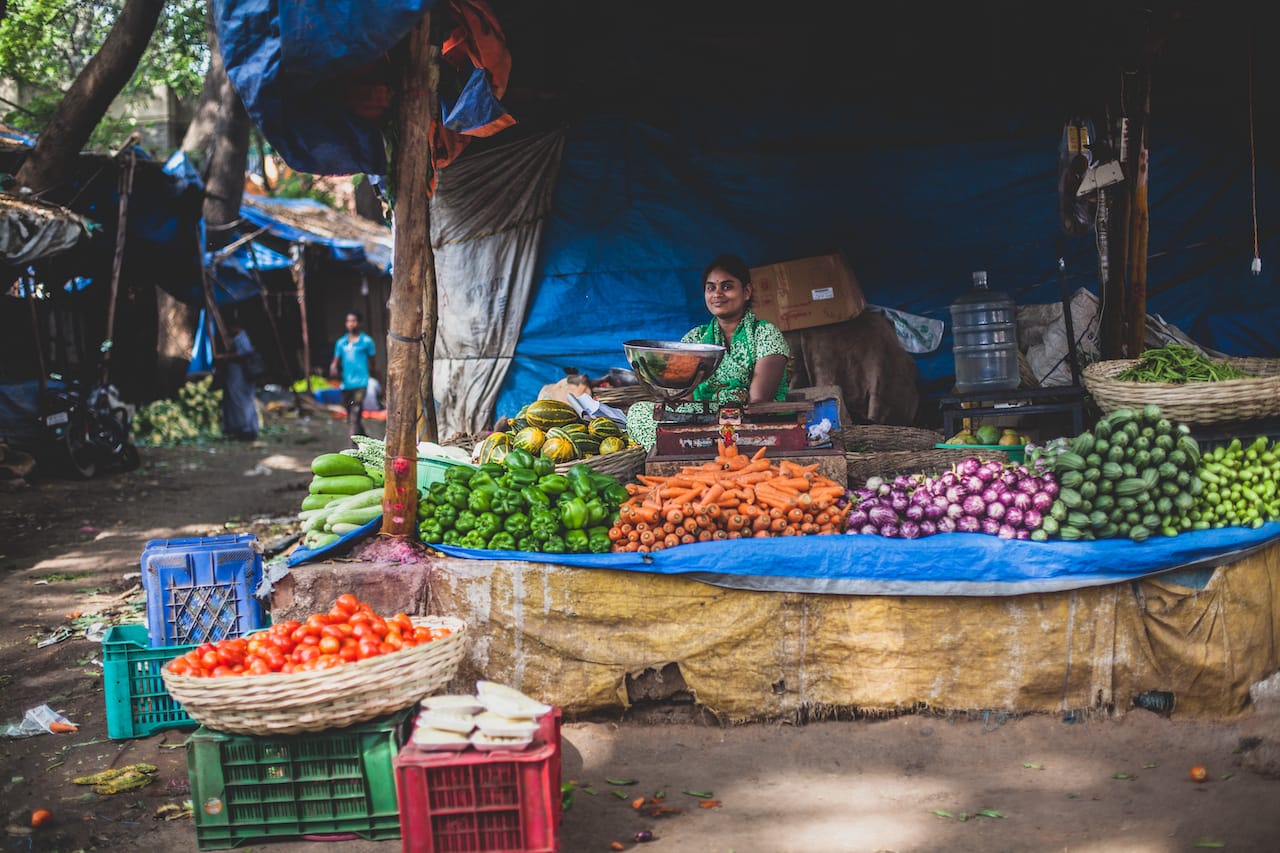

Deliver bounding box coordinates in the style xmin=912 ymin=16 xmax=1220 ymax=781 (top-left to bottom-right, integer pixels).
xmin=0 ymin=195 xmax=92 ymax=266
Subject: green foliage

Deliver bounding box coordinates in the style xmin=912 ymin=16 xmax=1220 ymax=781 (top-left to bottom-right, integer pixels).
xmin=1 ymin=0 xmax=209 ymax=144
xmin=269 ymin=169 xmax=337 ymax=208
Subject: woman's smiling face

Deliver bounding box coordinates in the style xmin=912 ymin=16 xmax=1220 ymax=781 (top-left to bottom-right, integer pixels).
xmin=704 ymin=267 xmax=751 ymax=321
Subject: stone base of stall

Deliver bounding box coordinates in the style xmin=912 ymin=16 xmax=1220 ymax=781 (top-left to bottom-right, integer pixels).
xmin=271 ymin=542 xmax=1280 ymax=722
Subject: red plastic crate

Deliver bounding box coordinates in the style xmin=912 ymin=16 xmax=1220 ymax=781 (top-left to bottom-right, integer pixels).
xmin=395 ymin=709 xmax=562 ymax=853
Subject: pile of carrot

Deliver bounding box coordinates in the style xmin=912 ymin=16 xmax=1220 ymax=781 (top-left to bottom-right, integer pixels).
xmin=608 ymin=442 xmax=850 ymax=553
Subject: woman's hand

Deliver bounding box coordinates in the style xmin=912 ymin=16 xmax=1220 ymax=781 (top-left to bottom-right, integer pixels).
xmin=748 ymin=354 xmax=788 ymax=403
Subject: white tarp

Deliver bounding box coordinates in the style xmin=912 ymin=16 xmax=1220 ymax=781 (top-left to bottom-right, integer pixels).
xmin=430 ymin=131 xmax=565 ymax=436
xmin=0 ymin=194 xmax=91 ymax=266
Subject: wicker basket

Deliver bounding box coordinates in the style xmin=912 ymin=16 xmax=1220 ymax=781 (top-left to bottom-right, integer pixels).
xmin=838 ymin=424 xmax=945 ymax=453
xmin=846 ymin=447 xmax=1009 ymax=487
xmin=555 ymin=445 xmax=646 ymax=481
xmin=1083 ymin=358 xmax=1280 ymax=425
xmin=161 ymin=616 xmax=466 ymax=735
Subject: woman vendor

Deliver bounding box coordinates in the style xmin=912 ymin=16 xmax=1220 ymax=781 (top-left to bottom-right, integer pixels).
xmin=626 ymin=254 xmax=790 ymax=449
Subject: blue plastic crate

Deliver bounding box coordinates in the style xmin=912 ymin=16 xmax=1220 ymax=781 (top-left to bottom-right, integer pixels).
xmin=141 ymin=535 xmax=266 ymax=647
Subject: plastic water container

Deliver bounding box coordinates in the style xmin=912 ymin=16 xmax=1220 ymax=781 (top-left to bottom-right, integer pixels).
xmin=950 ymin=271 xmax=1020 ymax=393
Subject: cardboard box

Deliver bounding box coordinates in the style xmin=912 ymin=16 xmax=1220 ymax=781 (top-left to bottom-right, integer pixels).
xmin=749 ymin=253 xmax=866 ymax=332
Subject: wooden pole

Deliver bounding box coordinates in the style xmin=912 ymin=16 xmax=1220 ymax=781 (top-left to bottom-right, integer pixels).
xmin=1124 ymin=76 xmax=1150 ymax=357
xmin=291 ymin=244 xmax=311 ymax=403
xmin=383 ymin=12 xmax=434 ymax=538
xmin=102 ymin=149 xmax=135 ymax=383
xmin=1102 ymin=117 xmax=1129 ymax=360
xmin=419 ymin=43 xmax=442 ymax=445
xmin=26 ymin=276 xmax=48 ymax=395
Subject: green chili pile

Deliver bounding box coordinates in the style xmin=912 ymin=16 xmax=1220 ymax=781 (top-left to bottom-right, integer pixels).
xmin=1114 ymin=344 xmax=1252 ymax=383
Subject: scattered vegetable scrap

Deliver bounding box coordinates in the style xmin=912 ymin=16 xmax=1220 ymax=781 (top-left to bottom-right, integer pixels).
xmin=1022 ymin=762 xmax=1044 ymax=770
xmin=30 ymin=809 xmax=53 ymax=828
xmin=1112 ymin=772 xmax=1137 ymax=781
xmin=682 ymin=789 xmax=714 ymax=799
xmin=633 ymin=830 xmax=655 ymax=843
xmin=611 ymin=790 xmax=630 ymax=800
xmin=697 ymin=800 xmax=722 ymax=809
xmin=607 ymin=778 xmax=638 ymax=786
xmin=1189 ymin=765 xmax=1209 ymax=782
xmin=610 ymin=842 xmax=625 ymax=851
xmin=73 ymin=763 xmax=158 ymax=794
xmin=631 ymin=797 xmax=646 ymax=810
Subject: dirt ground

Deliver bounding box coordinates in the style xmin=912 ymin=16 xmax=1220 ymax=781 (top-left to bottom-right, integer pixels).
xmin=2 ymin=412 xmax=1279 ymax=853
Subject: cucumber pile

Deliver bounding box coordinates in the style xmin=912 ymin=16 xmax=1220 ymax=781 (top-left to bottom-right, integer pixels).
xmin=1195 ymin=436 xmax=1280 ymax=528
xmin=297 ymin=453 xmax=383 ymax=550
xmin=1042 ymin=404 xmax=1202 ymax=542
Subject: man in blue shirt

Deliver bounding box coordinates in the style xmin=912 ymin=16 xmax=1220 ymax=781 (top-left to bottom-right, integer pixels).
xmin=329 ymin=311 xmax=378 ymax=436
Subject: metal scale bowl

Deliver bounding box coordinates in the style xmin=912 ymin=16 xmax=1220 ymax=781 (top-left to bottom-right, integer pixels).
xmin=621 ymin=339 xmax=725 ymax=424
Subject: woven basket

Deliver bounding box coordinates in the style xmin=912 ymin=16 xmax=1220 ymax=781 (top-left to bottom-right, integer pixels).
xmin=161 ymin=616 xmax=466 ymax=735
xmin=1083 ymin=358 xmax=1280 ymax=425
xmin=555 ymin=445 xmax=646 ymax=481
xmin=839 ymin=424 xmax=945 ymax=453
xmin=846 ymin=447 xmax=1009 ymax=487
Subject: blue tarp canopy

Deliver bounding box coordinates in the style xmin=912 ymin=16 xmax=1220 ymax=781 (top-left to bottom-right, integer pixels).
xmin=494 ymin=108 xmax=1279 ymax=416
xmin=202 ymin=239 xmax=292 ymax=305
xmin=213 ymin=0 xmax=437 ymax=175
xmin=239 ymin=197 xmax=389 ymax=271
xmin=431 ymin=522 xmax=1280 ymax=597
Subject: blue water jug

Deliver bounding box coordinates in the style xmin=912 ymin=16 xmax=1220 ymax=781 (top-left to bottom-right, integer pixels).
xmin=950 ymin=271 xmax=1020 ymax=394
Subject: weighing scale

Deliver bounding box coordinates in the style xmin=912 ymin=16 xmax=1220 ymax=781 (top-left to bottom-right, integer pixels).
xmin=622 ymin=339 xmax=815 ymax=457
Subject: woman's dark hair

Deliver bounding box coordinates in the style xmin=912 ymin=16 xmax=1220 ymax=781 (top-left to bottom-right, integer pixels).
xmin=701 ymin=254 xmax=751 ymax=287
xmin=347 ymin=310 xmax=364 ymax=322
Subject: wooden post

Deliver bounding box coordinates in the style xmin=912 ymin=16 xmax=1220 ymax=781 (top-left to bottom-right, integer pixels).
xmin=1102 ymin=118 xmax=1129 ymax=361
xmin=382 ymin=13 xmax=434 ymax=538
xmin=1124 ymin=76 xmax=1150 ymax=357
xmin=26 ymin=276 xmax=48 ymax=394
xmin=419 ymin=43 xmax=442 ymax=445
xmin=291 ymin=244 xmax=311 ymax=402
xmin=102 ymin=150 xmax=135 ymax=382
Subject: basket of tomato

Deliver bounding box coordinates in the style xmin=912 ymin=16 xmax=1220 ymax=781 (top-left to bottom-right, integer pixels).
xmin=161 ymin=594 xmax=467 ymax=735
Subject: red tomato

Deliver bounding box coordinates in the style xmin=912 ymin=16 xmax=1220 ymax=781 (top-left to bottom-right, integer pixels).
xmin=383 ymin=632 xmax=403 ymax=651
xmin=378 ymin=642 xmax=395 ymax=655
xmin=297 ymin=646 xmax=320 ymax=663
xmin=301 ymin=634 xmax=320 ymax=646
xmin=349 ymin=612 xmax=372 ymax=626
xmin=201 ymin=651 xmax=220 ymax=669
xmin=352 ymin=623 xmax=373 ymax=640
xmin=336 ymin=623 xmax=354 ymax=637
xmin=249 ymin=659 xmax=271 ymax=675
xmin=357 ymin=639 xmax=381 ymax=660
xmin=290 ymin=627 xmax=310 ymax=645
xmin=339 ymin=645 xmax=359 ymax=662
xmin=321 ymin=625 xmax=345 ymax=639
xmin=368 ymin=617 xmax=388 ymax=637
xmin=211 ymin=666 xmax=234 ymax=678
xmin=318 ymin=636 xmax=341 ymax=655
xmin=281 ymin=662 xmax=296 ymax=674
xmin=336 ymin=593 xmax=360 ymax=613
xmin=169 ymin=660 xmax=191 ymax=676
xmin=305 ymin=614 xmax=330 ymax=631
xmin=266 ymin=650 xmax=286 ymax=671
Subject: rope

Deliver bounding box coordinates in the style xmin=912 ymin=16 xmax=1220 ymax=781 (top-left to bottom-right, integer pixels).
xmin=1248 ymin=40 xmax=1260 ymax=264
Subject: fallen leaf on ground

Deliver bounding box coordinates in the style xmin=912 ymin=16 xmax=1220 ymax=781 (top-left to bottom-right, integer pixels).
xmin=932 ymin=809 xmax=954 ymax=818
xmin=1023 ymin=762 xmax=1044 ymax=770
xmin=977 ymin=809 xmax=1005 ymax=818
xmin=1112 ymin=772 xmax=1136 ymax=780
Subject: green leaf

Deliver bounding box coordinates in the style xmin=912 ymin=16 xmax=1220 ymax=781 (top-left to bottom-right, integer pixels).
xmin=1022 ymin=762 xmax=1044 ymax=770
xmin=1219 ymin=773 xmax=1233 ymax=781
xmin=957 ymin=812 xmax=969 ymax=822
xmin=1142 ymin=763 xmax=1159 ymax=769
xmin=682 ymin=789 xmax=714 ymax=799
xmin=611 ymin=790 xmax=630 ymax=800
xmin=977 ymin=809 xmax=1005 ymax=819
xmin=1112 ymin=772 xmax=1136 ymax=780
xmin=931 ymin=809 xmax=954 ymax=818
xmin=1194 ymin=843 xmax=1226 ymax=849
xmin=606 ymin=778 xmax=638 ymax=786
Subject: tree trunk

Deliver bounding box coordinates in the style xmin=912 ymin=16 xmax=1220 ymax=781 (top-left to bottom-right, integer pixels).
xmin=13 ymin=0 xmax=165 ymax=195
xmin=382 ymin=13 xmax=435 ymax=539
xmin=202 ymin=79 xmax=251 ymax=240
xmin=179 ymin=10 xmax=225 ymax=160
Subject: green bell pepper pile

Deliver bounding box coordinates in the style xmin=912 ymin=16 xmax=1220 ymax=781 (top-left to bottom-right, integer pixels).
xmin=417 ymin=457 xmax=632 ymax=554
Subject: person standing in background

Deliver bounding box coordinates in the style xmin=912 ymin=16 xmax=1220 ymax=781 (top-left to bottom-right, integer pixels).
xmin=216 ymin=325 xmax=261 ymax=441
xmin=329 ymin=311 xmax=377 ymax=436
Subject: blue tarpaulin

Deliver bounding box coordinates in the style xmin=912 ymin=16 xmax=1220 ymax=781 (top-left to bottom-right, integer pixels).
xmin=202 ymin=239 xmax=291 ymax=306
xmin=239 ymin=197 xmax=378 ymax=269
xmin=212 ymin=0 xmax=437 ymax=175
xmin=431 ymin=522 xmax=1280 ymax=597
xmin=494 ymin=109 xmax=1278 ymax=418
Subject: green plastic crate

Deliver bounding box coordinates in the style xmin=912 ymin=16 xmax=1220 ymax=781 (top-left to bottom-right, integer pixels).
xmin=187 ymin=708 xmax=411 ymax=850
xmin=102 ymin=624 xmax=197 ymax=739
xmin=935 ymin=443 xmax=1026 ymax=464
xmin=417 ymin=456 xmax=474 ymax=491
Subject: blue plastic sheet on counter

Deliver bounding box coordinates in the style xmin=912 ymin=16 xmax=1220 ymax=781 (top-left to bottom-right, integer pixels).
xmin=429 ymin=522 xmax=1280 ymax=597
xmin=286 ymin=516 xmax=382 ymax=567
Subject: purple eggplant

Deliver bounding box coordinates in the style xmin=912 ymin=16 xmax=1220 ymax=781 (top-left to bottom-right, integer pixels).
xmin=893 ymin=475 xmax=914 ymax=491
xmin=982 ymin=486 xmax=1002 ymax=505
xmin=939 ymin=471 xmax=958 ymax=488
xmin=997 ymin=523 xmax=1017 ymax=539
xmin=999 ymin=489 xmax=1017 ymax=507
xmin=1004 ymin=506 xmax=1024 ymax=528
xmin=899 ymin=520 xmax=921 ymax=540
xmin=963 ymin=475 xmax=984 ymax=494
xmin=944 ymin=485 xmax=966 ymax=504
xmin=1031 ymin=491 xmax=1054 ymax=513
xmin=958 ymin=515 xmax=982 ymax=533
xmin=847 ymin=509 xmax=869 ymax=528
xmin=956 ymin=457 xmax=981 ymax=478
xmin=962 ymin=494 xmax=986 ymax=517
xmin=1011 ymin=490 xmax=1032 ymax=511
xmin=1040 ymin=477 xmax=1060 ymax=497
xmin=860 ymin=523 xmax=879 ymax=535
xmin=905 ymin=504 xmax=925 ymax=522
xmin=946 ymin=502 xmax=966 ymax=520
xmin=1000 ymin=471 xmax=1019 ymax=489
xmin=936 ymin=516 xmax=958 ymax=533
xmin=853 ymin=488 xmax=876 ymax=502
xmin=890 ymin=492 xmax=909 ymax=513
xmin=867 ymin=506 xmax=898 ymax=528
xmin=981 ymin=517 xmax=1002 ymax=536
xmin=880 ymin=523 xmax=900 ymax=538
xmin=1014 ymin=528 xmax=1031 ymax=540
xmin=986 ymin=501 xmax=1007 ymax=521
xmin=918 ymin=520 xmax=938 ymax=537
xmin=1022 ymin=509 xmax=1043 ymax=530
